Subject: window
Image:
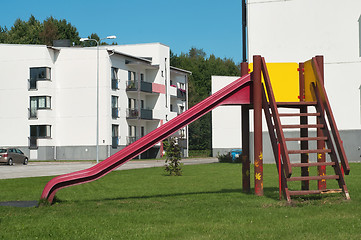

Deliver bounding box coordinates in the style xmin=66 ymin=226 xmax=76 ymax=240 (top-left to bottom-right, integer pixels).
xmin=112 ymin=96 xmax=119 ymax=119
xmin=30 ymin=125 xmax=51 ymax=138
xmin=30 ymin=67 xmax=51 ymax=80
xmin=111 ymin=67 xmax=119 ymax=90
xmin=141 ymin=126 xmax=145 ymax=137
xmin=111 ymin=96 xmax=118 ymax=108
xmin=141 ymin=100 xmax=144 ymax=109
xmin=29 ymin=67 xmax=51 ymax=90
xmin=112 ymin=124 xmax=119 ymax=148
xmin=129 ymin=125 xmax=137 ymax=137
xmin=140 ymin=73 xmax=144 ymax=81
xmin=111 ymin=67 xmax=118 ymax=80
xmin=30 ymin=96 xmax=51 ymax=109
xmin=29 ymin=96 xmax=51 ymax=119
xmin=179 ymin=82 xmax=185 ymax=90
xmin=128 ymin=98 xmax=137 ymax=109
xmin=128 ymin=71 xmax=136 ymax=81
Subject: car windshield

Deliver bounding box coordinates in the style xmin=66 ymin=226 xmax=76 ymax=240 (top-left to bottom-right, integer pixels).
xmin=0 ymin=149 xmax=6 ymax=153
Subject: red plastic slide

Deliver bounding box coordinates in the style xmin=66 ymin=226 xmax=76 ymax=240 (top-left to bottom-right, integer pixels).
xmin=41 ymin=74 xmax=251 ymax=203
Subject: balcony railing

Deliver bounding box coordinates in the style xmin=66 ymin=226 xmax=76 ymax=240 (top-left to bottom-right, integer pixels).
xmin=140 ymin=81 xmax=152 ymax=93
xmin=111 ymin=79 xmax=119 ymax=90
xmin=177 ymin=88 xmax=186 ymax=101
xmin=126 ymin=136 xmax=138 ymax=145
xmin=140 ymin=109 xmax=153 ymax=120
xmin=28 ymin=108 xmax=38 ymax=119
xmin=126 ymin=80 xmax=137 ymax=91
xmin=28 ymin=137 xmax=38 ymax=149
xmin=126 ymin=108 xmax=139 ymax=119
xmin=112 ymin=136 xmax=119 ymax=148
xmin=112 ymin=107 xmax=120 ymax=119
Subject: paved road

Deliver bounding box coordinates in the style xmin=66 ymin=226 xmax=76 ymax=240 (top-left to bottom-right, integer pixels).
xmin=0 ymin=158 xmax=218 ymax=180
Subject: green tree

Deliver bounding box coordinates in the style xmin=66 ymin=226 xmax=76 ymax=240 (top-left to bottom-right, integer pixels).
xmin=6 ymin=15 xmax=42 ymax=44
xmin=39 ymin=18 xmax=58 ymax=46
xmin=170 ymin=48 xmax=240 ymax=151
xmin=1 ymin=16 xmax=81 ymax=46
xmin=164 ymin=137 xmax=183 ymax=176
xmin=0 ymin=26 xmax=8 ymax=43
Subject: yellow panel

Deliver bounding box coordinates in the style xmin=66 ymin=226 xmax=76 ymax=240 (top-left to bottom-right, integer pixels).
xmin=304 ymin=60 xmax=316 ymax=101
xmin=249 ymin=62 xmax=299 ymax=102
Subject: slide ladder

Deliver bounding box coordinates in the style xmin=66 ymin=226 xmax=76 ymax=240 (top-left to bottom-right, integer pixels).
xmin=261 ymin=57 xmax=350 ymax=202
xmin=41 ymin=74 xmax=252 ymax=203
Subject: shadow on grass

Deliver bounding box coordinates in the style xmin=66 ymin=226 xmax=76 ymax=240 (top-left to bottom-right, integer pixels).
xmin=59 ymin=187 xmax=291 ymax=205
xmin=60 ymin=188 xmax=251 ymax=204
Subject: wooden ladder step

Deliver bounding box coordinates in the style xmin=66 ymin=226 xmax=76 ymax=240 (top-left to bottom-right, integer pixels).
xmin=282 ymin=124 xmax=324 ymax=129
xmin=278 ymin=113 xmax=320 ymax=117
xmin=288 ymin=149 xmax=332 ymax=154
xmin=287 ymin=175 xmax=339 ymax=181
xmin=288 ymin=189 xmax=342 ymax=196
xmin=291 ymin=162 xmax=335 ymax=167
xmin=285 ymin=136 xmax=328 ymax=141
xmin=275 ymin=101 xmax=317 ymax=107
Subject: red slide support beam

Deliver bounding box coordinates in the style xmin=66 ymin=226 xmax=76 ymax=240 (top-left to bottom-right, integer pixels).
xmin=41 ymin=74 xmax=252 ymax=203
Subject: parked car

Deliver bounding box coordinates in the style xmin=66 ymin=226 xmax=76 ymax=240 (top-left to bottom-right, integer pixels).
xmin=0 ymin=148 xmax=28 ymax=165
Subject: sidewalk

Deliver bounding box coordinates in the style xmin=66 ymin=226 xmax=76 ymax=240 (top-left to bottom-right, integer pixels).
xmin=0 ymin=158 xmax=218 ymax=180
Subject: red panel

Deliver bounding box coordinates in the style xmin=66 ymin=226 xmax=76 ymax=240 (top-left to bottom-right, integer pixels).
xmin=152 ymin=83 xmax=166 ymax=94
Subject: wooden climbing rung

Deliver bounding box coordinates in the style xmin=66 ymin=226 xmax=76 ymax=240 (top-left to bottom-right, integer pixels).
xmin=275 ymin=101 xmax=317 ymax=107
xmin=282 ymin=124 xmax=324 ymax=129
xmin=287 ymin=175 xmax=339 ymax=181
xmin=291 ymin=162 xmax=335 ymax=167
xmin=288 ymin=189 xmax=342 ymax=196
xmin=278 ymin=112 xmax=320 ymax=117
xmin=288 ymin=149 xmax=331 ymax=154
xmin=285 ymin=136 xmax=328 ymax=141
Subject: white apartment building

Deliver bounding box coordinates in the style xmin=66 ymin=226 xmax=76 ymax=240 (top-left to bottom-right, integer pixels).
xmin=212 ymin=0 xmax=361 ymax=162
xmin=0 ymin=42 xmax=190 ymax=160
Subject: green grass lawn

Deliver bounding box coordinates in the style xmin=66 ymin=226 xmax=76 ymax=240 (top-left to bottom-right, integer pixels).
xmin=0 ymin=163 xmax=360 ymax=239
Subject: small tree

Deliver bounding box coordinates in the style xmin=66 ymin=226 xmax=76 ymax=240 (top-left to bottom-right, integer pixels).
xmin=164 ymin=137 xmax=183 ymax=176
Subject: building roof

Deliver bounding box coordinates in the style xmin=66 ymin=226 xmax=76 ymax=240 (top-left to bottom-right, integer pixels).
xmin=170 ymin=66 xmax=192 ymax=75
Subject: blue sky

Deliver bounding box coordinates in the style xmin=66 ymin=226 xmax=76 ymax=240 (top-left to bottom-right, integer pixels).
xmin=1 ymin=0 xmax=243 ymax=63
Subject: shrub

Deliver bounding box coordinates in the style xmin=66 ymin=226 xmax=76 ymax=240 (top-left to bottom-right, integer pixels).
xmin=217 ymin=152 xmax=233 ymax=163
xmin=164 ymin=137 xmax=183 ymax=176
xmin=217 ymin=152 xmax=242 ymax=163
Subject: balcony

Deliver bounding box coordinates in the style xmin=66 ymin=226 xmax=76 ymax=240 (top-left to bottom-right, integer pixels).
xmin=112 ymin=107 xmax=120 ymax=119
xmin=112 ymin=136 xmax=119 ymax=148
xmin=140 ymin=109 xmax=153 ymax=120
xmin=126 ymin=80 xmax=137 ymax=91
xmin=28 ymin=108 xmax=37 ymax=119
xmin=127 ymin=136 xmax=138 ymax=145
xmin=127 ymin=108 xmax=139 ymax=119
xmin=127 ymin=108 xmax=153 ymax=120
xmin=140 ymin=81 xmax=152 ymax=93
xmin=169 ymin=85 xmax=177 ymax=97
xmin=111 ymin=79 xmax=119 ymax=90
xmin=177 ymin=88 xmax=186 ymax=101
xmin=126 ymin=80 xmax=153 ymax=93
xmin=28 ymin=137 xmax=38 ymax=149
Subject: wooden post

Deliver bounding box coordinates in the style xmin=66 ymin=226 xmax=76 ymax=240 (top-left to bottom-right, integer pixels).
xmin=241 ymin=62 xmax=250 ymax=193
xmin=299 ymin=63 xmax=309 ymax=190
xmin=316 ymin=56 xmax=327 ymax=190
xmin=253 ymin=55 xmax=263 ymax=196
